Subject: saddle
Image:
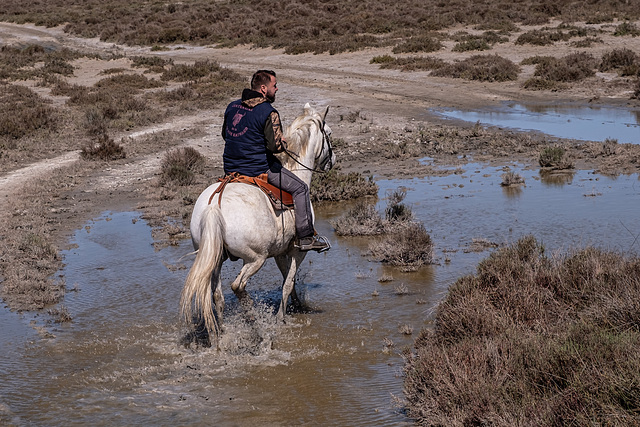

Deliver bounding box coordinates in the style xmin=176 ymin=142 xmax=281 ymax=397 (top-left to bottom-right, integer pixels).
xmin=208 ymin=172 xmax=294 ymax=210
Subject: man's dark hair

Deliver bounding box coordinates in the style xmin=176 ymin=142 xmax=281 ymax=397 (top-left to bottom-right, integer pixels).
xmin=251 ymin=70 xmax=276 ymax=91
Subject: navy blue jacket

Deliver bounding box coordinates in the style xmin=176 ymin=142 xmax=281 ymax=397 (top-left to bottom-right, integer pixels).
xmin=222 ymin=90 xmax=282 ymax=176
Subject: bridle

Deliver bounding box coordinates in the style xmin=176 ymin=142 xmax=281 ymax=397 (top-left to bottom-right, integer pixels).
xmin=282 ymin=117 xmax=334 ymax=174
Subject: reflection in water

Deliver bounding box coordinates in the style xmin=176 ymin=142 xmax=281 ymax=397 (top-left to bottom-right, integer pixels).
xmin=434 ymin=102 xmax=640 ymax=144
xmin=501 ymin=184 xmax=523 ymax=198
xmin=2 ymin=166 xmax=640 ymax=425
xmin=540 ymin=169 xmax=575 ymax=186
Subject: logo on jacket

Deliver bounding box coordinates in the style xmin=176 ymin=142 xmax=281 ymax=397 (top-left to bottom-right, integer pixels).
xmin=232 ymin=112 xmax=245 ymax=127
xmin=227 ymin=111 xmax=248 ymax=137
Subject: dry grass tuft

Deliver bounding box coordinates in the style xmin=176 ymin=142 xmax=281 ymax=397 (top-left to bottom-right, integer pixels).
xmin=539 ymin=145 xmax=574 ymax=169
xmin=373 ymin=55 xmax=447 ymax=72
xmin=310 ymin=169 xmax=378 ymax=202
xmin=404 ymin=236 xmax=640 ymax=425
xmin=81 ymin=133 xmax=126 ymax=161
xmin=500 ymin=170 xmax=525 ymax=186
xmin=332 ymin=200 xmax=385 ymax=236
xmin=159 ymin=147 xmax=206 ymax=186
xmin=369 ymin=222 xmax=434 ymax=270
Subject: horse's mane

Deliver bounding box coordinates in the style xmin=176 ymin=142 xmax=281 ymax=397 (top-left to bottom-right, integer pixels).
xmin=281 ymin=108 xmax=321 ymax=166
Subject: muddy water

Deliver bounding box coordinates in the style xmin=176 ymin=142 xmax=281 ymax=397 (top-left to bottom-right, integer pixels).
xmin=1 ymin=165 xmax=639 ymax=426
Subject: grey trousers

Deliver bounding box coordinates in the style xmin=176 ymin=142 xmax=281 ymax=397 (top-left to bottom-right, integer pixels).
xmin=267 ymin=168 xmax=314 ymax=238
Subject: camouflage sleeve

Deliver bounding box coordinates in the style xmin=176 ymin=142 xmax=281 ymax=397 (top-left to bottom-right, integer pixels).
xmin=264 ymin=111 xmax=286 ymax=153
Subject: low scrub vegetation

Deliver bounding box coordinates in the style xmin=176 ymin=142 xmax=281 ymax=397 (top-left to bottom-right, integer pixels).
xmin=392 ymin=35 xmax=443 ymax=54
xmin=0 ymin=83 xmax=57 ymax=139
xmin=0 ymin=44 xmax=83 ymax=80
xmin=431 ymin=55 xmax=520 ymax=82
xmin=451 ymin=31 xmax=508 ymax=52
xmin=599 ymin=48 xmax=639 ymax=76
xmin=524 ymin=52 xmax=597 ymax=90
xmin=371 ymin=55 xmax=446 ymax=72
xmin=403 ymin=236 xmax=640 ymax=425
xmin=3 ymin=0 xmax=638 ymax=54
xmin=613 ymin=21 xmax=640 ymax=37
xmin=310 ymin=168 xmax=378 ymax=202
xmin=331 ymin=200 xmax=385 ymax=236
xmin=332 ymin=188 xmax=411 ymax=236
xmin=516 ymin=29 xmax=572 ymax=46
xmin=332 ymin=189 xmax=433 ymax=270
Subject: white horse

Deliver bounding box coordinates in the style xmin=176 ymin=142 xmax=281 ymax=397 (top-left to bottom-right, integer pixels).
xmin=180 ymin=103 xmax=335 ymax=346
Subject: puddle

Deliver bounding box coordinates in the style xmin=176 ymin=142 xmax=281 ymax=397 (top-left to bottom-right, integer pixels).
xmin=1 ymin=166 xmax=639 ymax=425
xmin=433 ymin=102 xmax=640 ymax=144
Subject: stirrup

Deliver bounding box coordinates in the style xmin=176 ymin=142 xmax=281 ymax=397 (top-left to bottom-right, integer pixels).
xmin=295 ymin=235 xmax=331 ymax=253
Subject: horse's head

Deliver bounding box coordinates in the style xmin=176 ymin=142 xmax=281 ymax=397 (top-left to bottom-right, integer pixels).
xmin=283 ymin=103 xmax=336 ymax=175
xmin=305 ymin=103 xmax=335 ymax=172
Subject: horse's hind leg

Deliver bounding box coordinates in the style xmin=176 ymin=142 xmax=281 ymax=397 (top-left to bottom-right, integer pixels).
xmin=212 ymin=264 xmax=224 ymax=329
xmin=230 ymin=258 xmax=266 ymax=303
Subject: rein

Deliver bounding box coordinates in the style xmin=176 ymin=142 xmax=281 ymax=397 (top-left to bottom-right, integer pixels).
xmin=282 ymin=118 xmax=333 ymax=174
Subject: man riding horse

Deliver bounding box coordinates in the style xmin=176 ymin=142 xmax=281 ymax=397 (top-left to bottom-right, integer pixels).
xmin=221 ymin=69 xmax=330 ymax=252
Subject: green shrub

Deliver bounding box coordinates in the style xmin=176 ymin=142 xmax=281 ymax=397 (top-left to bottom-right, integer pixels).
xmin=539 ymin=145 xmax=574 ymax=169
xmin=370 ymin=55 xmax=395 ymax=64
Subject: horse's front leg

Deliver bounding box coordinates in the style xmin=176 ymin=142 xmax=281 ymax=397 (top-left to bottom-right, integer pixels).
xmin=275 ymin=252 xmax=306 ymax=322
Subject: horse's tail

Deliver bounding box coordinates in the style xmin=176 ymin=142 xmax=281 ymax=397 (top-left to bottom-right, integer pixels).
xmin=180 ymin=204 xmax=225 ymax=341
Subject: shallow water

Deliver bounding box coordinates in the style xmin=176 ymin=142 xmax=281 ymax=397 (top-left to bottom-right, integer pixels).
xmin=1 ymin=165 xmax=639 ymax=426
xmin=434 ymin=102 xmax=640 ymax=144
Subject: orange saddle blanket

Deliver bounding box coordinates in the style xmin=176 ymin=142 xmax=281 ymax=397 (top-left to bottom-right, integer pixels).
xmin=208 ymin=172 xmax=294 ymax=210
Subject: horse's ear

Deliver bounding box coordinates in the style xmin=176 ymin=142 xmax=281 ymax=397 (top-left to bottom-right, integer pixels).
xmin=322 ymin=106 xmax=330 ymax=121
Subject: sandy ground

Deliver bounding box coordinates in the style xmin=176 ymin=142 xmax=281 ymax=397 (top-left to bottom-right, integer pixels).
xmin=1 ymin=20 xmax=639 ymax=309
